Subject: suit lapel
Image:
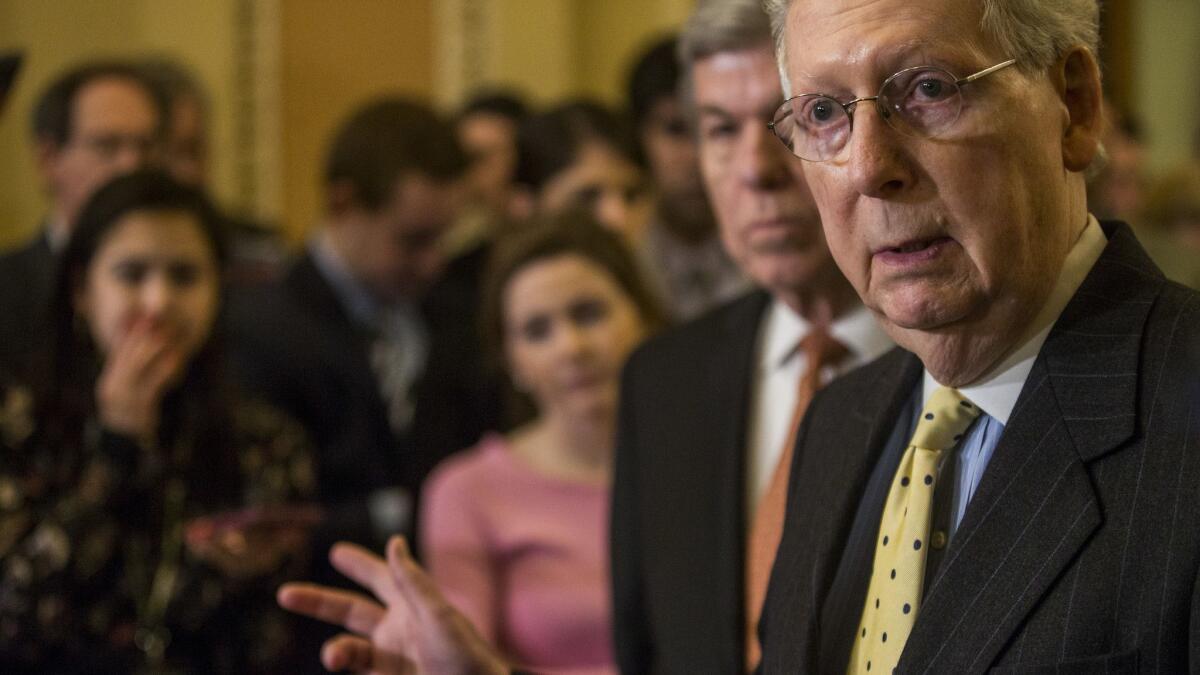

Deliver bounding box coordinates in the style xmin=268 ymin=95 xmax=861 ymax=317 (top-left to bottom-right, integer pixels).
xmin=709 ymin=291 xmax=771 ymax=668
xmin=899 ymin=223 xmax=1162 ymax=674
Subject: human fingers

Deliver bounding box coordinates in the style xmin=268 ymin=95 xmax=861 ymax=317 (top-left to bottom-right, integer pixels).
xmin=384 ymin=536 xmax=455 ymax=624
xmin=109 ymin=328 xmax=172 ymax=390
xmin=321 ymin=633 xmax=374 ymax=673
xmin=100 ymin=322 xmax=155 ymax=386
xmin=330 ymin=541 xmax=404 ymax=605
xmin=141 ymin=344 xmax=186 ymax=394
xmin=277 ymin=583 xmax=385 ymax=635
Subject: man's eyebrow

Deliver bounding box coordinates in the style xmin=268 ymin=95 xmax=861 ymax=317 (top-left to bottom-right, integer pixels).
xmin=695 ymin=100 xmax=784 ymax=120
xmin=791 ymin=37 xmax=937 ymax=90
xmin=695 ymin=104 xmax=734 ymax=120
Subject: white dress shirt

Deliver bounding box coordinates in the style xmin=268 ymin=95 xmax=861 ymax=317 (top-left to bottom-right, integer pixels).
xmin=746 ymin=300 xmax=894 ymax=518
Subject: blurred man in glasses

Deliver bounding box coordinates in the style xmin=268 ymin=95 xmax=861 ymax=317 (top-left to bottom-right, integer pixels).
xmin=0 ymin=60 xmax=164 ymax=370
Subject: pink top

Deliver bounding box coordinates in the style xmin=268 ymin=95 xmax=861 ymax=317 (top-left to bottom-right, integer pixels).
xmin=420 ymin=435 xmax=616 ymax=675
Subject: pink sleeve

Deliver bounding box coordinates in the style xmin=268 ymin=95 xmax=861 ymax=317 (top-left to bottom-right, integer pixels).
xmin=419 ymin=460 xmax=499 ymax=643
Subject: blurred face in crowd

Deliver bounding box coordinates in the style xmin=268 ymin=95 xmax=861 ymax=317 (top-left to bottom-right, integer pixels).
xmin=75 ymin=209 xmax=220 ymax=363
xmin=336 ymin=173 xmax=460 ymax=303
xmin=504 ymin=253 xmax=647 ymax=423
xmin=164 ymin=93 xmax=208 ymax=188
xmin=640 ymin=96 xmax=714 ymax=241
xmin=459 ymin=111 xmax=519 ymax=213
xmin=692 ymin=46 xmax=840 ymax=305
xmin=538 ymin=142 xmax=653 ymax=244
xmin=39 ymin=76 xmax=160 ymax=231
xmin=780 ymin=0 xmax=1101 ymax=383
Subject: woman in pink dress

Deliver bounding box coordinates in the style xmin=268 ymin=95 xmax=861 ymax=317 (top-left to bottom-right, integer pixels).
xmin=420 ymin=215 xmax=666 ymax=674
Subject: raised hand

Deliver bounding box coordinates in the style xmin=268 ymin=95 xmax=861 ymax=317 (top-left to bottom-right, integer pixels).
xmin=95 ymin=318 xmax=185 ymax=443
xmin=278 ymin=536 xmax=509 ymax=675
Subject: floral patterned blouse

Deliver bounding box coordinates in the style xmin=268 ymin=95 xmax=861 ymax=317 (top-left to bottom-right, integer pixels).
xmin=0 ymin=381 xmax=317 ymax=674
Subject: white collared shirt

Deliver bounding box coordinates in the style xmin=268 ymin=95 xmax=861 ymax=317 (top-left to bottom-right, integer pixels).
xmin=747 ymin=300 xmax=894 ymax=517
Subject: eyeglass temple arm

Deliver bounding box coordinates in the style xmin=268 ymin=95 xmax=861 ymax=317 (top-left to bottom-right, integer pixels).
xmin=957 ymin=58 xmax=1017 ymax=85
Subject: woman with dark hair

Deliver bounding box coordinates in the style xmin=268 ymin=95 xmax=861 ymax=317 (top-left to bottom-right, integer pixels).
xmin=0 ymin=169 xmax=316 ymax=673
xmin=418 ymin=213 xmax=665 ymax=674
xmin=513 ymin=100 xmax=653 ymax=245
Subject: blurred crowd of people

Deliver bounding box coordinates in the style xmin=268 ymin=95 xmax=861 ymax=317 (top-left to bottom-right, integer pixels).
xmin=0 ymin=30 xmax=748 ymax=674
xmin=1088 ymin=101 xmax=1200 ymax=288
xmin=0 ymin=0 xmax=1198 ymax=672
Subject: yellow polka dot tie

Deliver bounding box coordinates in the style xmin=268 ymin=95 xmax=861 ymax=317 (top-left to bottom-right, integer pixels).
xmin=847 ymin=386 xmax=980 ymax=674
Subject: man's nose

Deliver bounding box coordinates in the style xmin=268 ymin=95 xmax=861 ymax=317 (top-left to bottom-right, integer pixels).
xmin=114 ymin=141 xmax=152 ymax=172
xmin=737 ymin=119 xmax=790 ymax=190
xmin=843 ymin=102 xmax=914 ymax=200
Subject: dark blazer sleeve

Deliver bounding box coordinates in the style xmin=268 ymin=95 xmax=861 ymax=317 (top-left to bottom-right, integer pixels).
xmin=610 ymin=347 xmax=652 ymax=674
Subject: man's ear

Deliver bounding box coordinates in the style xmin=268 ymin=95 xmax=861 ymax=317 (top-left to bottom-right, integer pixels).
xmin=1054 ymin=46 xmax=1104 ymax=173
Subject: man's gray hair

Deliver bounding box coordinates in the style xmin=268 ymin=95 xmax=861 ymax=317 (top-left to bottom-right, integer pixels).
xmin=763 ymin=0 xmax=1099 ymax=93
xmin=761 ymin=0 xmax=1106 ymax=174
xmin=677 ymin=0 xmax=775 ymax=116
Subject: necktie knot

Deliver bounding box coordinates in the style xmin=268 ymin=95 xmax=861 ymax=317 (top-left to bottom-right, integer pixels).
xmin=799 ymin=327 xmax=850 ymax=370
xmin=796 ymin=327 xmax=851 ymax=399
xmin=911 ymin=386 xmax=981 ymax=451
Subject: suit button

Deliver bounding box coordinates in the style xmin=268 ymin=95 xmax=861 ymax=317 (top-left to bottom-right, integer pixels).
xmin=931 ymin=530 xmax=947 ymax=550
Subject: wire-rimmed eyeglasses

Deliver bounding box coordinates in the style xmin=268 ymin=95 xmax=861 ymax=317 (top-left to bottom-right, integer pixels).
xmin=768 ymin=58 xmax=1017 ymax=162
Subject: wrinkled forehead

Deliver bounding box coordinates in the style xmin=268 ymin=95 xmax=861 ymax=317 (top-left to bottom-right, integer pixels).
xmin=781 ymin=0 xmax=993 ymax=91
xmin=693 ymin=46 xmax=782 ymax=109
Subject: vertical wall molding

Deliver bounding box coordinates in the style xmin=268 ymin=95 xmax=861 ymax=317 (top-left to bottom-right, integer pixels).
xmin=434 ymin=0 xmax=495 ymax=110
xmin=232 ymin=0 xmax=282 ymax=223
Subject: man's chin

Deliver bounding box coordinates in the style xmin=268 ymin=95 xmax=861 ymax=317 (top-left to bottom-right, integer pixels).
xmin=874 ymin=297 xmax=971 ymax=335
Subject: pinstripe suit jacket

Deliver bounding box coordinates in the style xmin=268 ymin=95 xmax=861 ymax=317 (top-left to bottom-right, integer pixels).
xmin=759 ymin=222 xmax=1200 ymax=673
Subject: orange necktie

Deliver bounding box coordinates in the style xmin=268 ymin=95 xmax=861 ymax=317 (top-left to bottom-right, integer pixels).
xmin=745 ymin=328 xmax=849 ymax=670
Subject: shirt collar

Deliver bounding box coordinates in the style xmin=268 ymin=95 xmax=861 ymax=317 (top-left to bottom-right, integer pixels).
xmin=45 ymin=218 xmax=69 ymax=253
xmin=923 ymin=214 xmax=1108 ymax=424
xmin=761 ymin=298 xmax=891 ymax=370
xmin=309 ymin=231 xmax=383 ymax=329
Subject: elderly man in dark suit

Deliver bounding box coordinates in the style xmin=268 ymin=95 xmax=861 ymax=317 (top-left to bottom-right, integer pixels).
xmin=751 ymin=0 xmax=1200 ymax=672
xmin=274 ymin=0 xmax=1200 ymax=672
xmin=611 ymin=2 xmax=889 ymax=672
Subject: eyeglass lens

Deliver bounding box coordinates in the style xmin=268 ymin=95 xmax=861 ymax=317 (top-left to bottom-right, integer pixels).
xmin=774 ymin=66 xmax=965 ymax=161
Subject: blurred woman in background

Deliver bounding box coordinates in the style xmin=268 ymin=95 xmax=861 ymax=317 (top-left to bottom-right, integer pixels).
xmin=0 ymin=170 xmax=316 ymax=673
xmin=512 ymin=101 xmax=653 ymax=246
xmin=419 ymin=214 xmax=665 ymax=674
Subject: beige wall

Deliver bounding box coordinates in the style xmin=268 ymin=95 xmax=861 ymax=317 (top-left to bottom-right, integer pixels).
xmin=1135 ymin=0 xmax=1200 ymax=172
xmin=576 ymin=0 xmax=693 ymax=103
xmin=436 ymin=0 xmax=693 ymax=107
xmin=278 ymin=0 xmax=434 ymax=242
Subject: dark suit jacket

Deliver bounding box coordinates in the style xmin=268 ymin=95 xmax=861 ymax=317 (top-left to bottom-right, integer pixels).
xmin=0 ymin=233 xmax=55 ymax=373
xmin=612 ymin=290 xmax=771 ymax=674
xmin=760 ymin=222 xmax=1200 ymax=673
xmin=227 ymin=249 xmax=503 ymax=548
xmin=228 ymin=252 xmax=404 ymax=549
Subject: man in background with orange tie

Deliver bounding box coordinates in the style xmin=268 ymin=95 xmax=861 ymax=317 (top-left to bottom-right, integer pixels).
xmin=608 ymin=1 xmax=890 ymax=671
